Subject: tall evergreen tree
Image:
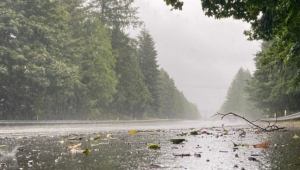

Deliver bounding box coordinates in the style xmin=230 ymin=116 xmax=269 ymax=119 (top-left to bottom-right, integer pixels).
xmin=220 ymin=68 xmax=262 ymax=119
xmin=137 ymin=28 xmax=161 ymax=116
xmin=108 ymin=25 xmax=151 ymax=118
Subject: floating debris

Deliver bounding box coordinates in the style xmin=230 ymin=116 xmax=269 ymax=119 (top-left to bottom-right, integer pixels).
xmin=83 ymin=149 xmax=90 ymax=155
xmin=28 ymin=160 xmax=33 ymax=166
xmin=148 ymin=143 xmax=160 ymax=149
xmin=170 ymin=139 xmax=185 ymax=144
xmin=67 ymin=136 xmax=82 ymax=140
xmin=140 ymin=164 xmax=167 ymax=168
xmin=253 ymin=141 xmax=270 ymax=148
xmin=91 ymin=142 xmax=109 ymax=147
xmin=219 ymin=150 xmax=228 ymax=153
xmin=66 ymin=143 xmax=81 ymax=150
xmin=248 ymin=157 xmax=259 ymax=162
xmin=293 ymin=134 xmax=299 ymax=139
xmin=190 ymin=131 xmax=198 ymax=135
xmin=194 ymin=152 xmax=201 ymax=157
xmin=128 ymin=130 xmax=138 ymax=135
xmin=90 ymin=134 xmax=101 ymax=141
xmin=232 ymin=141 xmax=249 ymax=147
xmin=106 ymin=133 xmax=111 ymax=138
xmin=173 ymin=153 xmax=191 ymax=157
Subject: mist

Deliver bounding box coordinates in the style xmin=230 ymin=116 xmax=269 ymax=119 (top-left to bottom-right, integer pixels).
xmin=131 ymin=0 xmax=261 ymax=116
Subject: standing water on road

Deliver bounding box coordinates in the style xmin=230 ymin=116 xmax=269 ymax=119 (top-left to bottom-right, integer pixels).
xmin=0 ymin=120 xmax=297 ymax=170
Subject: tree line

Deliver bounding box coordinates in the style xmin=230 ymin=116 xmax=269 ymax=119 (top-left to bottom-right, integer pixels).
xmin=0 ymin=0 xmax=200 ymax=120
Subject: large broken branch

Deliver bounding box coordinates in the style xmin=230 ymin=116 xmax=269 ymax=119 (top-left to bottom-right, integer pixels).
xmin=212 ymin=112 xmax=285 ymax=132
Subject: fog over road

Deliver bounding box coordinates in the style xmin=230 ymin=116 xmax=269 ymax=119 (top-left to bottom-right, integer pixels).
xmin=0 ymin=120 xmax=245 ymax=135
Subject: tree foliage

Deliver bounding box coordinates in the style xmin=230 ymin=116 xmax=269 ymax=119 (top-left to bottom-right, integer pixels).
xmin=246 ymin=41 xmax=300 ymax=117
xmin=164 ymin=0 xmax=184 ymax=10
xmin=200 ymin=0 xmax=300 ymax=83
xmin=137 ymin=28 xmax=161 ymax=116
xmin=0 ymin=0 xmax=199 ymax=120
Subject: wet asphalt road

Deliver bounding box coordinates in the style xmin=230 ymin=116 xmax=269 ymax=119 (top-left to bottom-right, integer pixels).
xmin=0 ymin=120 xmax=298 ymax=170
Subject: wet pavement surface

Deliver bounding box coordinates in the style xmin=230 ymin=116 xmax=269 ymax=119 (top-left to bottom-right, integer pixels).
xmin=0 ymin=120 xmax=298 ymax=170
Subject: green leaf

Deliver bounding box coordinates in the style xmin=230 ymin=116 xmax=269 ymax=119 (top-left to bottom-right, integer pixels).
xmin=190 ymin=131 xmax=198 ymax=135
xmin=148 ymin=143 xmax=160 ymax=149
xmin=170 ymin=139 xmax=185 ymax=144
xmin=293 ymin=134 xmax=299 ymax=139
xmin=83 ymin=149 xmax=90 ymax=155
xmin=90 ymin=134 xmax=101 ymax=140
xmin=128 ymin=130 xmax=138 ymax=135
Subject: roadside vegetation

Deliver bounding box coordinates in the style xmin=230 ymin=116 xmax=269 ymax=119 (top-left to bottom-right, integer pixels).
xmin=0 ymin=0 xmax=200 ymax=120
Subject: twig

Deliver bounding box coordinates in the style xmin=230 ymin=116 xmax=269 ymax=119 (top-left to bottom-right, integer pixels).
xmin=212 ymin=112 xmax=285 ymax=132
xmin=173 ymin=153 xmax=191 ymax=157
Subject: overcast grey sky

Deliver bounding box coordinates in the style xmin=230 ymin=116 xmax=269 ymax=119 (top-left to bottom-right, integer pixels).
xmin=131 ymin=0 xmax=261 ymax=115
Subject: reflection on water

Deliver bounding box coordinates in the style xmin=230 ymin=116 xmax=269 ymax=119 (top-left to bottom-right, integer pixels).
xmin=0 ymin=120 xmax=295 ymax=169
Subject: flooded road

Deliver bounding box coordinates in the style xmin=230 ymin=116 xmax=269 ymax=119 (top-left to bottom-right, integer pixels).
xmin=0 ymin=120 xmax=298 ymax=170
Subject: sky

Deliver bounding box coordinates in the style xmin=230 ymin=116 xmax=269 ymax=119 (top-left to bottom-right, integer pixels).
xmin=130 ymin=0 xmax=261 ymax=116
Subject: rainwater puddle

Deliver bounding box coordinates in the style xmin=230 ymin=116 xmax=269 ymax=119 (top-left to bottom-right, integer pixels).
xmin=0 ymin=121 xmax=297 ymax=170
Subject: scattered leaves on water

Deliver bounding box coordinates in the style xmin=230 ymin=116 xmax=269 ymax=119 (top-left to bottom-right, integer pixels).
xmin=170 ymin=139 xmax=185 ymax=144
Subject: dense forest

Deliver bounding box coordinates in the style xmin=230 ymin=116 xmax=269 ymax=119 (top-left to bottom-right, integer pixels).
xmin=0 ymin=0 xmax=200 ymax=120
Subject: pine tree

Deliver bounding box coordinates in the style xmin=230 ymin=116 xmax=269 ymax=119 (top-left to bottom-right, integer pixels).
xmin=108 ymin=25 xmax=151 ymax=118
xmin=137 ymin=28 xmax=161 ymax=116
xmin=220 ymin=68 xmax=262 ymax=119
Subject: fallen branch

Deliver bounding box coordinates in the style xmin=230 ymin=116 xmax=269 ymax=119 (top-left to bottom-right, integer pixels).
xmin=212 ymin=112 xmax=285 ymax=132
